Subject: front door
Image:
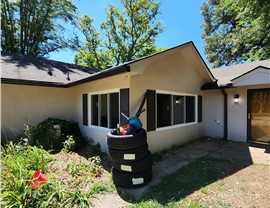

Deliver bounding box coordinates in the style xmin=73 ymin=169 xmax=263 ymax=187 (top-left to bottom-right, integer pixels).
xmin=247 ymin=88 xmax=270 ymax=144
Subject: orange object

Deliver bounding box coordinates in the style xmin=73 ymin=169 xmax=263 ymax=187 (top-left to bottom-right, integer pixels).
xmin=29 ymin=170 xmax=48 ymax=189
xmin=119 ymin=124 xmax=134 ymax=135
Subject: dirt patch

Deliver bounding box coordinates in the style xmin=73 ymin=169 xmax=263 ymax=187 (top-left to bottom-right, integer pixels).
xmin=187 ymin=163 xmax=269 ymax=208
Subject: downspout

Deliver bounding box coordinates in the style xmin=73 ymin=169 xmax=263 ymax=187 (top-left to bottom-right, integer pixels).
xmin=221 ymin=89 xmax=228 ymax=140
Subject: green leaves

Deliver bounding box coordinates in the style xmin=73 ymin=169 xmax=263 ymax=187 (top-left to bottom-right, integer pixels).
xmin=201 ymin=0 xmax=270 ymax=67
xmin=1 ymin=0 xmax=78 ymax=57
xmin=75 ymin=0 xmax=164 ymax=69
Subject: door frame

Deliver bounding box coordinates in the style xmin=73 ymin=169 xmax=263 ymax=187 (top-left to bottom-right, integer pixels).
xmin=247 ymin=88 xmax=270 ymax=143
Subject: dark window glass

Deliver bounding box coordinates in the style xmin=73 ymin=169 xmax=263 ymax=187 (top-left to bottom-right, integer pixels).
xmin=173 ymin=96 xmax=184 ymax=125
xmin=100 ymin=94 xmax=108 ymax=127
xmin=110 ymin=93 xmax=119 ymax=128
xmin=82 ymin=94 xmax=88 ymax=126
xmin=157 ymin=94 xmax=171 ymax=128
xmin=147 ymin=90 xmax=156 ymax=131
xmin=91 ymin=95 xmax=98 ymax=125
xmin=120 ymin=89 xmax=129 ymax=125
xmin=186 ymin=96 xmax=195 ymax=123
xmin=198 ymin=95 xmax=202 ymax=122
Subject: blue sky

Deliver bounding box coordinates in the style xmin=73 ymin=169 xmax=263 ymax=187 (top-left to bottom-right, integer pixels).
xmin=49 ymin=0 xmax=207 ymax=64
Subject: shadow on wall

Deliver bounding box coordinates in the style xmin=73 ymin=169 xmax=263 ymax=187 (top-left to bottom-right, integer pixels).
xmin=1 ymin=125 xmax=22 ymax=144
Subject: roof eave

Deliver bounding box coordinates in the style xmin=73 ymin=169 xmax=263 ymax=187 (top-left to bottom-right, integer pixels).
xmin=190 ymin=42 xmax=216 ymax=82
xmin=68 ymin=64 xmax=130 ymax=87
xmin=1 ymin=78 xmax=67 ymax=88
xmin=201 ymin=81 xmax=233 ymax=90
xmin=1 ymin=65 xmax=131 ymax=88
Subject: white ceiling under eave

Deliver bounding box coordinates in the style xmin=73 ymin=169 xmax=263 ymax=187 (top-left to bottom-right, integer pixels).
xmin=231 ymin=67 xmax=270 ymax=86
xmin=127 ymin=41 xmax=215 ymax=83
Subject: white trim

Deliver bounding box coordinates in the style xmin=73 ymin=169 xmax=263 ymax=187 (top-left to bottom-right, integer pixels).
xmin=89 ymin=89 xmax=121 ymax=128
xmin=156 ymin=90 xmax=196 ymax=96
xmin=88 ymin=125 xmax=110 ymax=131
xmin=89 ymin=89 xmax=120 ymax=95
xmin=156 ymin=121 xmax=197 ymax=132
xmin=155 ymin=90 xmax=198 ymax=131
xmin=232 ymin=68 xmax=270 ymax=86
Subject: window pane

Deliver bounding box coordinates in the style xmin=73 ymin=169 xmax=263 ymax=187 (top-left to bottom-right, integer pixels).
xmin=82 ymin=94 xmax=88 ymax=126
xmin=198 ymin=95 xmax=202 ymax=122
xmin=186 ymin=96 xmax=195 ymax=123
xmin=157 ymin=94 xmax=171 ymax=128
xmin=91 ymin=95 xmax=98 ymax=125
xmin=100 ymin=94 xmax=108 ymax=127
xmin=110 ymin=93 xmax=119 ymax=128
xmin=173 ymin=96 xmax=184 ymax=125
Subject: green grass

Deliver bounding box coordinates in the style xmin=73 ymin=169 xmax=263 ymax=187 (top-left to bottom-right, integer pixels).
xmin=127 ymin=156 xmax=229 ymax=208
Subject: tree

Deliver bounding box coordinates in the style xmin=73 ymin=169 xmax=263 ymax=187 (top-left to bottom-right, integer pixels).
xmin=201 ymin=0 xmax=270 ymax=68
xmin=74 ymin=15 xmax=111 ymax=69
xmin=75 ymin=0 xmax=164 ymax=69
xmin=1 ymin=0 xmax=77 ymax=57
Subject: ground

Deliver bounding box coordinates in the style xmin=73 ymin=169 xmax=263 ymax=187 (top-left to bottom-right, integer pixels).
xmin=48 ymin=139 xmax=270 ymax=208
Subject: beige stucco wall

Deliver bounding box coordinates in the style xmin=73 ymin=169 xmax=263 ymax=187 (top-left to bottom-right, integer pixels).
xmin=203 ymin=89 xmax=224 ymax=139
xmin=226 ymin=84 xmax=270 ymax=142
xmin=129 ymin=48 xmax=206 ymax=152
xmin=73 ymin=74 xmax=130 ymax=152
xmin=203 ymin=84 xmax=270 ymax=142
xmin=72 ymin=46 xmax=211 ymax=152
xmin=1 ymin=84 xmax=76 ymax=139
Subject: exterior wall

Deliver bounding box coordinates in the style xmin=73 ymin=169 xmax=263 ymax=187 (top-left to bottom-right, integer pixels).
xmin=1 ymin=84 xmax=76 ymax=139
xmin=73 ymin=74 xmax=130 ymax=152
xmin=130 ymin=51 xmax=206 ymax=152
xmin=203 ymin=89 xmax=224 ymax=139
xmin=226 ymin=84 xmax=270 ymax=142
xmin=203 ymin=84 xmax=270 ymax=142
xmin=232 ymin=68 xmax=270 ymax=86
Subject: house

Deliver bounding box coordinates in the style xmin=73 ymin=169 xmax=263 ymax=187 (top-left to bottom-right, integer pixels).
xmin=203 ymin=60 xmax=270 ymax=144
xmin=1 ymin=41 xmax=269 ymax=152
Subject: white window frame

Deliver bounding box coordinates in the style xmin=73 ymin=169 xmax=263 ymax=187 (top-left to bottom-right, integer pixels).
xmin=89 ymin=89 xmax=120 ymax=129
xmin=156 ymin=90 xmax=198 ymax=131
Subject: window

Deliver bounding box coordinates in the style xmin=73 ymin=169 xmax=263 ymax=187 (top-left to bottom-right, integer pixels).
xmin=157 ymin=94 xmax=171 ymax=128
xmin=186 ymin=96 xmax=195 ymax=123
xmin=90 ymin=89 xmax=129 ymax=128
xmin=156 ymin=92 xmax=197 ymax=129
xmin=82 ymin=94 xmax=88 ymax=126
xmin=91 ymin=95 xmax=98 ymax=126
xmin=110 ymin=93 xmax=119 ymax=128
xmin=173 ymin=96 xmax=184 ymax=125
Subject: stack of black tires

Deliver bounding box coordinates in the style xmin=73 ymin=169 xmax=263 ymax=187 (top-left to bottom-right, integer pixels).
xmin=107 ymin=128 xmax=152 ymax=188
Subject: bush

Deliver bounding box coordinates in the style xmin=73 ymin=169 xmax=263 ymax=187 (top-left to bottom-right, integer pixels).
xmin=62 ymin=135 xmax=76 ymax=153
xmin=1 ymin=140 xmax=92 ymax=207
xmin=23 ymin=118 xmax=87 ymax=152
xmin=87 ymin=140 xmax=101 ymax=157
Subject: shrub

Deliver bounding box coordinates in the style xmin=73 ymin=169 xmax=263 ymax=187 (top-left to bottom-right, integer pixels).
xmin=1 ymin=140 xmax=91 ymax=207
xmin=87 ymin=140 xmax=101 ymax=157
xmin=62 ymin=135 xmax=76 ymax=153
xmin=23 ymin=118 xmax=87 ymax=152
xmin=1 ymin=140 xmax=53 ymax=207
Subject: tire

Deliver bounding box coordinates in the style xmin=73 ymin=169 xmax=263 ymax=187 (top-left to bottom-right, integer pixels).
xmin=108 ymin=143 xmax=148 ymax=163
xmin=112 ymin=167 xmax=152 ymax=189
xmin=113 ymin=151 xmax=152 ymax=173
xmin=107 ymin=129 xmax=147 ymax=150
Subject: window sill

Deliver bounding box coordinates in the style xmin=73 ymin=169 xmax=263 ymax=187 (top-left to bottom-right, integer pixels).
xmin=156 ymin=122 xmax=198 ymax=132
xmin=87 ymin=125 xmax=111 ymax=131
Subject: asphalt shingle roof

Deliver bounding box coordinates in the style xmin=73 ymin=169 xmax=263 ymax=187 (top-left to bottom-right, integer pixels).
xmin=1 ymin=52 xmax=100 ymax=86
xmin=210 ymin=60 xmax=270 ymax=86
